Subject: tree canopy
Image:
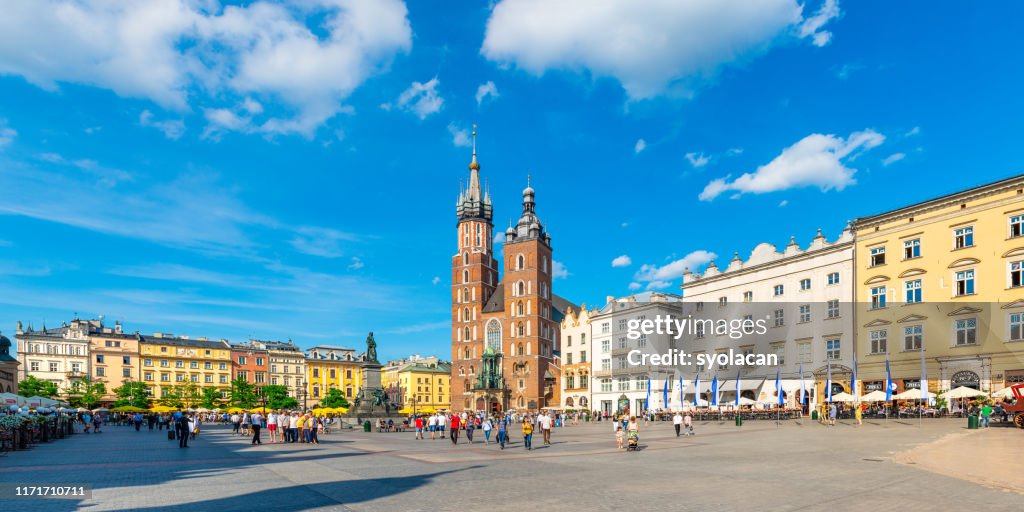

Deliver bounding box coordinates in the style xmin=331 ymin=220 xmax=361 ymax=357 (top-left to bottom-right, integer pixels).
xmin=18 ymin=375 xmax=59 ymax=398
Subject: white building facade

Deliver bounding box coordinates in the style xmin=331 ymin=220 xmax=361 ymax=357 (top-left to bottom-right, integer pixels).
xmin=680 ymin=226 xmax=856 ymax=407
xmin=590 ymin=292 xmax=682 ymax=416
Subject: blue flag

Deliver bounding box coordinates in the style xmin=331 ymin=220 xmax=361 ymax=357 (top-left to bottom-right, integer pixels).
xmin=735 ymin=369 xmax=741 ymax=406
xmin=663 ymin=379 xmax=669 ymax=410
xmin=694 ymin=374 xmax=701 ymax=406
xmin=776 ymin=368 xmax=784 ymax=407
xmin=826 ymin=363 xmax=833 ymax=403
xmin=885 ymin=357 xmax=894 ymax=402
xmin=711 ymin=373 xmax=719 ymax=406
xmin=646 ymin=376 xmax=651 ymax=412
xmin=679 ymin=375 xmax=684 ymax=409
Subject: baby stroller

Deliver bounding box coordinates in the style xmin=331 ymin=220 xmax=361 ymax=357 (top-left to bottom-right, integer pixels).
xmin=626 ymin=430 xmax=639 ymax=451
xmin=682 ymin=424 xmax=695 ymax=436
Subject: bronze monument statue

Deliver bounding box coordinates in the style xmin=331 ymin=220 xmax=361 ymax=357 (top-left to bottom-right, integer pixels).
xmin=365 ymin=331 xmax=378 ymax=363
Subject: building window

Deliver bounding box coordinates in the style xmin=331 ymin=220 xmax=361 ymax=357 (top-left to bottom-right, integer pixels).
xmin=695 ymin=322 xmax=705 ymax=338
xmin=96 ymin=367 xmax=105 ymax=377
xmin=955 ymin=269 xmax=975 ymax=296
xmin=1010 ymin=261 xmax=1023 ymax=288
xmin=773 ymin=284 xmax=784 ymax=297
xmin=1012 ymin=215 xmax=1024 ymax=238
xmin=123 ymin=368 xmax=131 ymax=377
xmin=799 ymin=304 xmax=811 ymax=324
xmin=601 ymin=340 xmax=610 ymax=353
xmin=144 ymin=372 xmax=153 ymax=381
xmin=870 ymin=286 xmax=887 ymax=309
xmin=312 ymin=368 xmax=319 ymax=378
xmin=743 ymin=291 xmax=752 ymax=302
xmin=954 ymin=318 xmax=977 ymax=346
xmin=190 ymin=361 xmax=198 ymax=369
xmin=30 ymin=361 xmax=39 ymax=372
xmin=581 ymin=350 xmax=587 ymax=363
xmin=718 ymin=296 xmax=727 ymax=306
xmin=870 ymin=246 xmax=886 ymax=266
xmin=771 ymin=344 xmax=785 ymax=365
xmin=827 ymin=299 xmax=840 ymax=319
xmin=204 ymin=375 xmax=213 ymax=383
xmin=96 ymin=354 xmax=104 ymax=363
xmin=870 ymin=329 xmax=887 ymax=354
xmin=1010 ymin=313 xmax=1024 ymax=341
xmin=220 ymin=375 xmax=228 ymax=384
xmin=49 ymin=362 xmax=58 ymax=372
xmin=161 ymin=373 xmax=169 ymax=382
xmin=905 ymin=279 xmax=922 ymax=303
xmin=176 ymin=360 xmax=184 ymax=368
xmin=517 ymin=254 xmax=525 ymax=270
xmin=238 ymin=356 xmax=246 ymax=365
xmin=220 ymin=363 xmax=227 ymax=370
xmin=954 ymin=226 xmax=974 ymax=249
xmin=825 ymin=339 xmax=840 ymax=360
xmin=904 ymin=325 xmax=923 ymax=351
xmin=773 ymin=309 xmax=784 ymax=327
xmin=800 ymin=278 xmax=811 ymax=291
xmin=827 ymin=272 xmax=840 ymax=285
xmin=904 ymin=239 xmax=921 ymax=259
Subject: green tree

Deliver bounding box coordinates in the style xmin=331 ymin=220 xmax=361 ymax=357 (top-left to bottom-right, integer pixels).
xmin=18 ymin=375 xmax=60 ymax=398
xmin=320 ymin=388 xmax=349 ymax=408
xmin=158 ymin=385 xmax=184 ymax=408
xmin=178 ymin=382 xmax=200 ymax=408
xmin=65 ymin=376 xmax=106 ymax=409
xmin=199 ymin=387 xmax=224 ymax=409
xmin=229 ymin=377 xmax=257 ymax=409
xmin=112 ymin=382 xmax=150 ymax=408
xmin=262 ymin=384 xmax=298 ymax=410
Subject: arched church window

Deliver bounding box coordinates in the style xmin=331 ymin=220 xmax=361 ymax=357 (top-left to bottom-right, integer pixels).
xmin=518 ymin=343 xmax=524 ymax=356
xmin=464 ymin=327 xmax=470 ymax=341
xmin=517 ymin=301 xmax=524 ymax=316
xmin=463 ymin=252 xmax=469 ymax=265
xmin=486 ymin=320 xmax=502 ymax=352
xmin=517 ymin=254 xmax=525 ymax=270
xmin=463 ymin=270 xmax=469 ymax=283
xmin=517 ymin=322 xmax=524 ymax=336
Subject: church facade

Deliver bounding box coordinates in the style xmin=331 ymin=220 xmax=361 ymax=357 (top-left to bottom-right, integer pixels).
xmin=450 ymin=131 xmax=575 ymax=413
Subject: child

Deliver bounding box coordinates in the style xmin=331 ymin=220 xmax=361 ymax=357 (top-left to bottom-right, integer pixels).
xmin=615 ymin=426 xmax=625 ymax=449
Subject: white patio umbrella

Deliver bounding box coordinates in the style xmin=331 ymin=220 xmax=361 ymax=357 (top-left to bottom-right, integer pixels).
xmin=991 ymin=387 xmax=1017 ymax=399
xmin=939 ymin=386 xmax=985 ymax=400
xmin=831 ymin=392 xmax=856 ymax=403
xmin=0 ymin=392 xmax=26 ymax=406
xmin=894 ymin=389 xmax=936 ymax=400
xmin=860 ymin=390 xmax=889 ymax=402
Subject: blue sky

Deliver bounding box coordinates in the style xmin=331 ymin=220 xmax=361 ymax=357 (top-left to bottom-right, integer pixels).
xmin=1 ymin=1 xmax=1022 ymax=361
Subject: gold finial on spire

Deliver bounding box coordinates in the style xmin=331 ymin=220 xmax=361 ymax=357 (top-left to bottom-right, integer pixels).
xmin=469 ymin=123 xmax=480 ymax=170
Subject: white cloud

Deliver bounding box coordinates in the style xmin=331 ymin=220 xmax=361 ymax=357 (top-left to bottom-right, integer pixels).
xmin=475 ymin=81 xmax=499 ymax=105
xmin=139 ymin=109 xmax=185 ymax=140
xmin=634 ymin=138 xmax=646 ymax=154
xmin=699 ymin=129 xmax=884 ymax=201
xmin=289 ymin=226 xmax=358 ymax=258
xmin=448 ymin=123 xmax=472 ymax=147
xmin=552 ymin=260 xmax=569 ymax=279
xmin=0 ymin=0 xmax=412 ymax=137
xmin=0 ymin=119 xmax=16 ymax=148
xmin=905 ymin=126 xmax=921 ymax=137
xmin=646 ymin=280 xmax=673 ymax=291
xmin=391 ymin=77 xmax=443 ymax=119
xmin=494 ymin=231 xmax=506 ymax=244
xmin=431 ymin=276 xmax=441 ymax=285
xmin=628 ymin=282 xmax=643 ymax=291
xmin=798 ymin=0 xmax=841 ymax=47
xmin=634 ymin=250 xmax=716 ymax=285
xmin=686 ymin=152 xmax=710 ymax=168
xmin=347 ymin=257 xmax=364 ymax=270
xmin=481 ymin=0 xmax=840 ymax=100
xmin=778 ymin=199 xmax=788 ymax=207
xmin=611 ymin=255 xmax=632 ymax=268
xmin=882 ymin=153 xmax=905 ymax=166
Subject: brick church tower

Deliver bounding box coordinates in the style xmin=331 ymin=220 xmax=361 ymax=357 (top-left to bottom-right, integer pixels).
xmin=451 ymin=129 xmax=571 ymax=413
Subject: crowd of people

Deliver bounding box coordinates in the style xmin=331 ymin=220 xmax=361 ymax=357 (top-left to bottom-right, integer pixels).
xmin=405 ymin=410 xmax=565 ymax=450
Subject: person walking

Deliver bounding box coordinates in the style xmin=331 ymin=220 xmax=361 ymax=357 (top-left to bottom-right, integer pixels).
xmin=829 ymin=403 xmax=838 ymax=427
xmin=307 ymin=414 xmax=320 ymax=444
xmin=147 ymin=413 xmax=156 ymax=431
xmin=428 ymin=413 xmax=438 ymax=440
xmin=415 ymin=416 xmax=424 ymax=440
xmin=450 ymin=413 xmax=461 ymax=445
xmin=538 ymin=410 xmax=552 ymax=445
xmin=980 ymin=402 xmax=993 ymax=428
xmin=496 ymin=415 xmax=508 ymax=449
xmin=522 ymin=414 xmax=534 ymax=450
xmin=133 ymin=412 xmax=144 ymax=432
xmin=466 ymin=417 xmax=475 ymax=444
xmin=684 ymin=412 xmax=693 ymax=435
xmin=267 ymin=411 xmax=279 ymax=443
xmin=438 ymin=413 xmax=448 ymax=439
xmin=482 ymin=417 xmax=493 ymax=445
xmin=231 ymin=413 xmax=241 ymax=434
xmin=175 ymin=412 xmax=189 ymax=448
xmin=672 ymin=412 xmax=683 ymax=437
xmin=250 ymin=411 xmax=263 ymax=445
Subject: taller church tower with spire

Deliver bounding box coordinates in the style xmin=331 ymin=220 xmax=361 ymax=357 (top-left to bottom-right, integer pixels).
xmin=451 ymin=128 xmax=573 ymax=413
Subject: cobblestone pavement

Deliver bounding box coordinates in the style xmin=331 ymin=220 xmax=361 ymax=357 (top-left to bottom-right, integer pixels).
xmin=0 ymin=418 xmax=1020 ymax=511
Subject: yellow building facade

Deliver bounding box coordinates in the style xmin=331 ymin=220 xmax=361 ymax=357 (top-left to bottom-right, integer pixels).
xmin=89 ymin=327 xmax=140 ymax=403
xmin=396 ymin=361 xmax=451 ymax=412
xmin=139 ymin=335 xmax=232 ymax=400
xmin=305 ymin=345 xmax=363 ymax=406
xmin=854 ymin=175 xmax=1024 ymax=394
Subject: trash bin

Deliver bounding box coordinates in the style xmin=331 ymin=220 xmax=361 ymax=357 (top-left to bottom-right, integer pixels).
xmin=967 ymin=414 xmax=978 ymax=430
xmin=811 ymin=410 xmax=818 ymax=421
xmin=735 ymin=415 xmax=743 ymax=427
xmin=363 ymin=420 xmax=371 ymax=432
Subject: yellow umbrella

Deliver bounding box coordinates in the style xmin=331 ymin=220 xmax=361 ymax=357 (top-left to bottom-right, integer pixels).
xmin=149 ymin=405 xmax=175 ymax=413
xmin=397 ymin=407 xmax=414 ymax=415
xmin=226 ymin=407 xmax=246 ymax=414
